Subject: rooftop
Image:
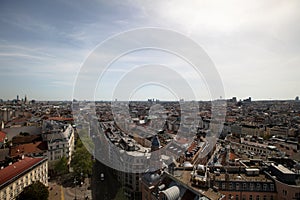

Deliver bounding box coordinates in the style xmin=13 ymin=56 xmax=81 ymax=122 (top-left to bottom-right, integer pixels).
xmin=271 ymin=163 xmax=295 ymax=175
xmin=170 ymin=170 xmax=223 ymax=200
xmin=213 ymin=172 xmax=273 ymax=182
xmin=0 ymin=131 xmax=6 ymax=143
xmin=47 ymin=117 xmax=73 ymax=121
xmin=10 ymin=141 xmax=48 ymax=157
xmin=0 ymin=156 xmax=46 ymax=188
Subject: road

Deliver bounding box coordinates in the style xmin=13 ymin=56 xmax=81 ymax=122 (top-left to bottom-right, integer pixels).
xmin=91 ymin=160 xmax=123 ymax=200
xmin=63 ymin=184 xmax=92 ymax=200
xmin=49 ymin=178 xmax=91 ymax=200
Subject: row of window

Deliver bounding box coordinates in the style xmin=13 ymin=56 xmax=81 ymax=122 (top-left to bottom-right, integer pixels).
xmin=228 ymin=194 xmax=274 ymax=200
xmin=218 ymin=182 xmax=275 ymax=192
xmin=240 ymin=145 xmax=269 ymax=154
xmin=49 ymin=144 xmax=67 ymax=150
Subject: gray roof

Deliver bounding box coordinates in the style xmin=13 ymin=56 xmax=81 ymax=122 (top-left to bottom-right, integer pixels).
xmin=0 ymin=149 xmax=9 ymax=162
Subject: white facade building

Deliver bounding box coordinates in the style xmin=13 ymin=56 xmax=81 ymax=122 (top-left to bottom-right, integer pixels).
xmin=0 ymin=157 xmax=48 ymax=200
xmin=42 ymin=121 xmax=75 ymax=167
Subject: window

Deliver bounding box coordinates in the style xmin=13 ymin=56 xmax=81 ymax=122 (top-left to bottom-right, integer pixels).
xmin=236 ymin=195 xmax=239 ymax=200
xmin=222 ymin=183 xmax=226 ymax=190
xmin=243 ymin=183 xmax=246 ymax=190
xmin=263 ymin=184 xmax=267 ymax=191
xmin=270 ymin=184 xmax=274 ymax=191
xmin=250 ymin=183 xmax=254 ymax=191
xmin=283 ymin=190 xmax=287 ymax=196
xmin=236 ymin=183 xmax=239 ymax=190
xmin=256 ymin=195 xmax=260 ymax=200
xmin=256 ymin=183 xmax=261 ymax=190
xmin=263 ymin=195 xmax=266 ymax=200
xmin=229 ymin=183 xmax=233 ymax=190
xmin=249 ymin=195 xmax=253 ymax=200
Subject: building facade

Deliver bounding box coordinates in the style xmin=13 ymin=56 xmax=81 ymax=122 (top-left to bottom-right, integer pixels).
xmin=43 ymin=121 xmax=75 ymax=168
xmin=0 ymin=157 xmax=48 ymax=200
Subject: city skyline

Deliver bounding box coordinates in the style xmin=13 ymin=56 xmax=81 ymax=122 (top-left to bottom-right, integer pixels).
xmin=1 ymin=0 xmax=300 ymax=101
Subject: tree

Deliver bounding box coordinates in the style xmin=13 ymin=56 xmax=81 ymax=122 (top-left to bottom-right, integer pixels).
xmin=54 ymin=156 xmax=69 ymax=175
xmin=71 ymin=138 xmax=93 ymax=177
xmin=114 ymin=187 xmax=127 ymax=200
xmin=16 ymin=181 xmax=49 ymax=200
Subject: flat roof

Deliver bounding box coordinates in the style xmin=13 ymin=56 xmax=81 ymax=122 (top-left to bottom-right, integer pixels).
xmin=213 ymin=173 xmax=273 ymax=182
xmin=170 ymin=170 xmax=224 ymax=200
xmin=272 ymin=164 xmax=295 ymax=175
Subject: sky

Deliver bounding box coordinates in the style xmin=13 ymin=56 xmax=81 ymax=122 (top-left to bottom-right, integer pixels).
xmin=0 ymin=0 xmax=299 ymax=101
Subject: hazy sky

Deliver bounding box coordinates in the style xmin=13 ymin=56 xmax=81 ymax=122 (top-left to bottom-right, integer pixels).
xmin=0 ymin=0 xmax=299 ymax=101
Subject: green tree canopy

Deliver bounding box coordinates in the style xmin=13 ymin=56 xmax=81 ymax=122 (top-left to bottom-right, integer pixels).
xmin=16 ymin=181 xmax=49 ymax=200
xmin=54 ymin=156 xmax=69 ymax=175
xmin=71 ymin=138 xmax=94 ymax=177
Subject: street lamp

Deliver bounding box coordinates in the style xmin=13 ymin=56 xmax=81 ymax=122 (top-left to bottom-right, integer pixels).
xmin=81 ymin=172 xmax=83 ymax=186
xmin=74 ymin=177 xmax=78 ymax=200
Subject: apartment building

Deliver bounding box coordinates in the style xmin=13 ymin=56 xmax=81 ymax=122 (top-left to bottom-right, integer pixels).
xmin=0 ymin=156 xmax=48 ymax=200
xmin=42 ymin=120 xmax=75 ymax=168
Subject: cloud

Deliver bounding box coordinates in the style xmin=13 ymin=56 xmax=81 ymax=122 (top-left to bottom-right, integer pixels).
xmin=127 ymin=0 xmax=300 ymax=100
xmin=0 ymin=0 xmax=299 ymax=100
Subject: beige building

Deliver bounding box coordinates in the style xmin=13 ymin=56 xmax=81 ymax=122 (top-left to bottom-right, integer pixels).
xmin=0 ymin=156 xmax=48 ymax=200
xmin=43 ymin=121 xmax=75 ymax=168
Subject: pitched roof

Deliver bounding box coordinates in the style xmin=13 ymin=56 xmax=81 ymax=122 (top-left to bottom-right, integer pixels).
xmin=0 ymin=149 xmax=9 ymax=162
xmin=10 ymin=142 xmax=48 ymax=157
xmin=0 ymin=157 xmax=46 ymax=188
xmin=12 ymin=134 xmax=42 ymax=145
xmin=48 ymin=117 xmax=73 ymax=121
xmin=0 ymin=131 xmax=6 ymax=143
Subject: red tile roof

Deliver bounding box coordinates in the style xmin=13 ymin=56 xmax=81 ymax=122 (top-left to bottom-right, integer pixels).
xmin=12 ymin=135 xmax=42 ymax=145
xmin=187 ymin=141 xmax=197 ymax=153
xmin=10 ymin=141 xmax=48 ymax=157
xmin=0 ymin=131 xmax=6 ymax=143
xmin=229 ymin=152 xmax=237 ymax=161
xmin=0 ymin=157 xmax=45 ymax=188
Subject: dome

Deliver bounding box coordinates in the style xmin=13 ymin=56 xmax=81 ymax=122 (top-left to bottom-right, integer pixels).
xmin=294 ymin=163 xmax=300 ymax=170
xmin=144 ymin=172 xmax=160 ymax=184
xmin=150 ymin=173 xmax=160 ymax=182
